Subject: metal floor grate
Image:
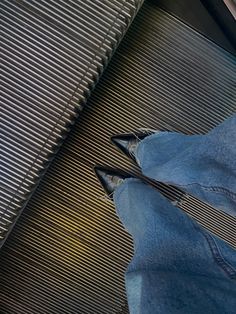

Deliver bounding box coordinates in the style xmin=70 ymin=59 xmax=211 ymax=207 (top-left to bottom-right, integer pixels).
xmin=1 ymin=1 xmax=236 ymax=313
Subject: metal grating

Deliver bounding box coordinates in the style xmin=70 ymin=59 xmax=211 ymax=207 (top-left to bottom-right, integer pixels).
xmin=1 ymin=1 xmax=236 ymax=313
xmin=0 ymin=0 xmax=144 ymax=245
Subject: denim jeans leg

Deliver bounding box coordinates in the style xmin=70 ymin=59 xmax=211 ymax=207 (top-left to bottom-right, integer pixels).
xmin=113 ymin=178 xmax=236 ymax=314
xmin=136 ymin=114 xmax=236 ymax=216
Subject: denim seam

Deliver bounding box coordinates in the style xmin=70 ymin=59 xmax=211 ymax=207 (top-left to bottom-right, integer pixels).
xmin=190 ymin=222 xmax=236 ymax=279
xmin=202 ymin=232 xmax=236 ymax=279
xmin=201 ymin=186 xmax=236 ymax=200
xmin=177 ymin=183 xmax=236 ymax=201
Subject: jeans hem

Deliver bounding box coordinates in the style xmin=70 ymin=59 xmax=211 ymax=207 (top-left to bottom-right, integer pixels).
xmin=135 ymin=131 xmax=170 ymax=163
xmin=114 ymin=178 xmax=142 ymax=200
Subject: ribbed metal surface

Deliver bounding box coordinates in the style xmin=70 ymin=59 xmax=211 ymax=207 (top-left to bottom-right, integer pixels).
xmin=1 ymin=1 xmax=236 ymax=313
xmin=0 ymin=0 xmax=143 ymax=244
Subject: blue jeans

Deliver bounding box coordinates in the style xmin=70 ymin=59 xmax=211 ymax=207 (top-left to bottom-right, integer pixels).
xmin=113 ymin=114 xmax=236 ymax=313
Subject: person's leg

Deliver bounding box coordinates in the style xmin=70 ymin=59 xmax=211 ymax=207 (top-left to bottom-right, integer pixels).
xmin=136 ymin=114 xmax=236 ymax=215
xmin=114 ymin=178 xmax=236 ymax=314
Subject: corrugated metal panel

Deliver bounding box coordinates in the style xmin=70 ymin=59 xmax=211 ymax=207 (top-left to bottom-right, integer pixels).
xmin=0 ymin=0 xmax=144 ymax=245
xmin=1 ymin=1 xmax=236 ymax=313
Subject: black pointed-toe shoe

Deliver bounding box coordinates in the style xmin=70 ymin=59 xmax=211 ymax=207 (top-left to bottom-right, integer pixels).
xmin=94 ymin=165 xmax=133 ymax=200
xmin=110 ymin=131 xmax=156 ymax=162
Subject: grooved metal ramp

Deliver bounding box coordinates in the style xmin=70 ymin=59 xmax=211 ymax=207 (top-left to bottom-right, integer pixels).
xmin=1 ymin=1 xmax=236 ymax=314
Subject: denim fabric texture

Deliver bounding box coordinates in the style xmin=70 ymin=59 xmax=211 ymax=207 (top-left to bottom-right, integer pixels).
xmin=136 ymin=114 xmax=236 ymax=216
xmin=113 ymin=114 xmax=236 ymax=313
